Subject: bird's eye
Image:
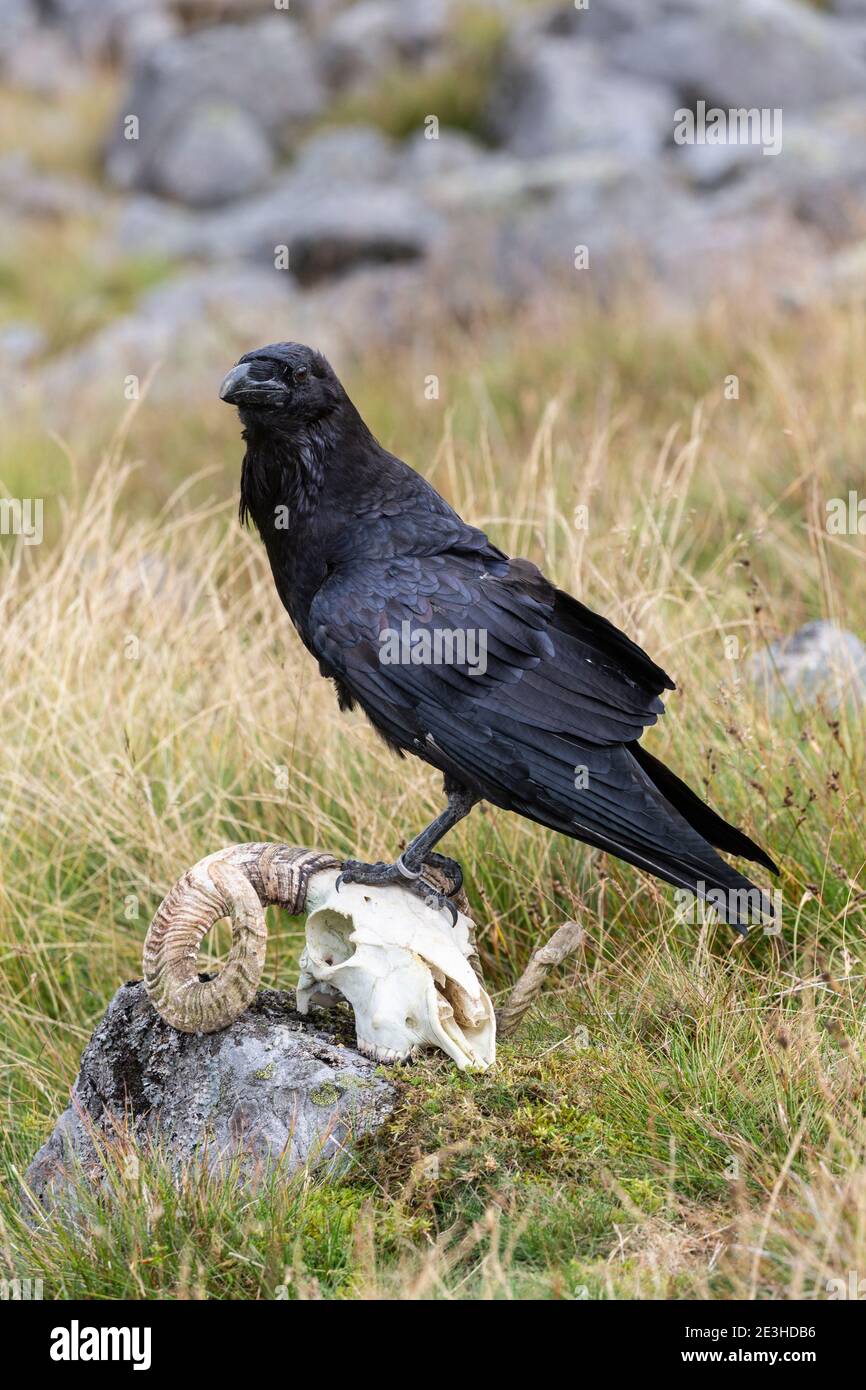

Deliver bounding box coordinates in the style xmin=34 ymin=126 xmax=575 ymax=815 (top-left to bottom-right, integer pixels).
xmin=293 ymin=366 xmax=308 ymax=384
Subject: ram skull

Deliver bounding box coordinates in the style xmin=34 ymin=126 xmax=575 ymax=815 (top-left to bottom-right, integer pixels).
xmin=143 ymin=843 xmax=495 ymax=1071
xmin=297 ymin=870 xmax=495 ymax=1069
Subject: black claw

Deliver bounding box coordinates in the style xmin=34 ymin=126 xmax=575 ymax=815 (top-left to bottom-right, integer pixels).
xmin=441 ymin=897 xmax=459 ymax=927
xmin=335 ymin=858 xmax=461 ymax=924
xmin=418 ymin=884 xmax=459 ymax=925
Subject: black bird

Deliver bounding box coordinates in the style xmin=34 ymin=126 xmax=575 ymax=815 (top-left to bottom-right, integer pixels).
xmin=220 ymin=342 xmax=777 ymax=930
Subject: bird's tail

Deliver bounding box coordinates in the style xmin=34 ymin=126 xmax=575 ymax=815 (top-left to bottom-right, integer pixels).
xmin=620 ymin=743 xmax=777 ymax=934
xmin=629 ymin=742 xmax=778 ymax=874
xmin=515 ymin=745 xmax=778 ymax=934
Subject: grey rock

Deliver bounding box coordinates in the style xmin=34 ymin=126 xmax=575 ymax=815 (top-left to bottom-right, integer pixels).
xmin=704 ymin=98 xmax=866 ymax=242
xmin=610 ymin=0 xmax=866 ymax=111
xmin=528 ymin=0 xmax=722 ymax=45
xmin=748 ymin=621 xmax=866 ymax=710
xmin=151 ymin=104 xmax=274 ymax=207
xmin=488 ymin=37 xmax=675 ymax=159
xmin=178 ymin=0 xmax=342 ymax=24
xmin=675 ymin=136 xmax=768 ymax=190
xmin=425 ymin=148 xmax=634 ymax=213
xmin=0 ymin=0 xmax=38 ymax=69
xmin=35 ymin=265 xmax=297 ymax=415
xmin=24 ymin=982 xmax=395 ymax=1210
xmin=1 ymin=26 xmax=84 ymax=96
xmin=304 ymin=261 xmax=429 ymax=353
xmin=117 ymin=8 xmax=181 ymax=65
xmin=47 ymin=0 xmax=157 ymax=61
xmin=443 ymin=151 xmax=815 ymax=312
xmin=291 ymin=124 xmax=398 ymax=186
xmin=114 ymin=194 xmax=205 ymax=261
xmin=106 ymin=18 xmax=325 ymax=194
xmin=399 ymin=127 xmax=489 ymax=181
xmin=0 ymin=320 xmax=46 ymax=367
xmin=0 ymin=153 xmax=104 ymax=221
xmin=199 ymin=179 xmax=437 ymax=284
xmin=321 ymin=0 xmax=449 ymax=88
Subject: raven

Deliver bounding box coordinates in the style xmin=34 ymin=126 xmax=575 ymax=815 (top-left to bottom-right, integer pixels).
xmin=220 ymin=342 xmax=777 ymax=930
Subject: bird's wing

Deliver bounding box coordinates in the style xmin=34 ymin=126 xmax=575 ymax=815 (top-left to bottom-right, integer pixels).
xmin=310 ymin=550 xmax=670 ymax=747
xmin=309 ymin=551 xmax=771 ymax=921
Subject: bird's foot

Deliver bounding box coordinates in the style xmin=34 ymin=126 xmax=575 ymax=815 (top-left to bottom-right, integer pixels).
xmin=337 ymin=856 xmax=460 ymax=925
xmin=419 ymin=852 xmax=463 ymax=896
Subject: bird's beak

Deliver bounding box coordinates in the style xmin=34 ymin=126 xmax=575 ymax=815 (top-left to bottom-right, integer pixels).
xmin=218 ymin=362 xmax=288 ymax=408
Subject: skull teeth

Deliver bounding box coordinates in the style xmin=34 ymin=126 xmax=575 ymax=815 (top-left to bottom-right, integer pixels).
xmin=357 ymin=1038 xmax=419 ymax=1065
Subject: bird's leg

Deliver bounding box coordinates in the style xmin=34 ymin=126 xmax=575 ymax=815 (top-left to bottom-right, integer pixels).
xmin=338 ymin=784 xmax=478 ymax=924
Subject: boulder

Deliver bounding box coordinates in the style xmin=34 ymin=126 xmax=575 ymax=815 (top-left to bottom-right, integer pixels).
xmin=24 ymin=982 xmax=396 ymax=1211
xmin=729 ymin=98 xmax=866 ymax=242
xmin=150 ymin=104 xmax=274 ymax=207
xmin=45 ymin=0 xmax=167 ymax=61
xmin=610 ymin=0 xmax=866 ymax=111
xmin=487 ymin=37 xmax=674 ymax=160
xmin=197 ymin=178 xmax=437 ymax=284
xmin=290 ymin=123 xmax=398 ymax=186
xmin=105 ymin=18 xmax=325 ymax=195
xmin=114 ymin=194 xmax=205 ymax=261
xmin=398 ymin=127 xmax=489 ymax=181
xmin=749 ymin=621 xmax=866 ymax=710
xmin=320 ymin=0 xmax=449 ymax=88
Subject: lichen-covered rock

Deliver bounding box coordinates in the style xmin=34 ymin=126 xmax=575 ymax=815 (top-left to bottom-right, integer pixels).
xmin=24 ymin=982 xmax=396 ymax=1211
xmin=748 ymin=621 xmax=866 ymax=710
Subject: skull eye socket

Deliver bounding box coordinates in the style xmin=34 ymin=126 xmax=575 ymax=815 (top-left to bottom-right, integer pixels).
xmin=307 ymin=908 xmax=354 ymax=967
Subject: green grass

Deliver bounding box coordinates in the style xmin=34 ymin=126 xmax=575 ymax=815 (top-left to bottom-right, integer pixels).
xmin=318 ymin=5 xmax=507 ymax=143
xmin=2 ymin=289 xmax=866 ymax=1298
xmin=0 ymin=220 xmax=173 ymax=357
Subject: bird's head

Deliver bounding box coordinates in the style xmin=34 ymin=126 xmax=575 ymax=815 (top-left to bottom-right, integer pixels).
xmin=223 ymin=342 xmax=357 ymax=530
xmin=219 ymin=341 xmax=344 ymax=432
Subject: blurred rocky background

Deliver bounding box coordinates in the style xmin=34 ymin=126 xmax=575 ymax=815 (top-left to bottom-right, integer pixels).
xmin=4 ymin=0 xmax=866 ymax=422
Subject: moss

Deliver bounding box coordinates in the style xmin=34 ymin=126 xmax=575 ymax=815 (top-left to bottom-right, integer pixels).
xmin=317 ymin=6 xmax=507 ymax=144
xmin=310 ymin=1082 xmax=341 ymax=1108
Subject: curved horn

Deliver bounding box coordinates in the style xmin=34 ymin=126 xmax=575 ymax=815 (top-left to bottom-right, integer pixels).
xmin=143 ymin=843 xmax=338 ymax=1033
